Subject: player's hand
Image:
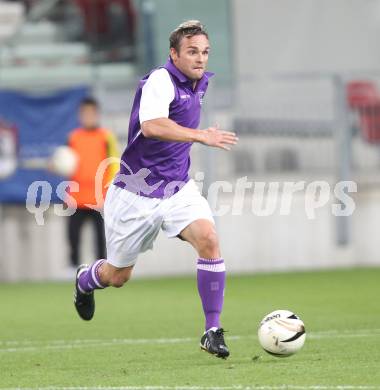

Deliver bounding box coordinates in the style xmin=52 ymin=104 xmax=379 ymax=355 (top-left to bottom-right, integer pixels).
xmin=200 ymin=125 xmax=238 ymax=151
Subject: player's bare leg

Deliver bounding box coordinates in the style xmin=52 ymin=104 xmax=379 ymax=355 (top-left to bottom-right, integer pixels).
xmin=98 ymin=262 xmax=134 ymax=287
xmin=179 ymin=219 xmax=229 ymax=359
xmin=74 ymin=261 xmax=133 ymax=320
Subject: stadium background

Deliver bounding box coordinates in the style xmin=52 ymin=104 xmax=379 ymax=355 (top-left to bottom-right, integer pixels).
xmin=0 ymin=0 xmax=379 ymax=280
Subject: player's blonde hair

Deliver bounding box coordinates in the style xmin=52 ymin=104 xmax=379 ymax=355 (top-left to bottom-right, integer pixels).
xmin=169 ymin=20 xmax=208 ymax=53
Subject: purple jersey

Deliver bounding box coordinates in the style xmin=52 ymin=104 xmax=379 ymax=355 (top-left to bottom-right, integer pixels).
xmin=114 ymin=57 xmax=214 ymax=198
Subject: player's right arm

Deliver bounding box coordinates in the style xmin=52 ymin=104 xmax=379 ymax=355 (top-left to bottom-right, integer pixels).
xmin=139 ymin=69 xmax=238 ymax=151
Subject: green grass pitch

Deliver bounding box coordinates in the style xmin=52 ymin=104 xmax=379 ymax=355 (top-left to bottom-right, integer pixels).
xmin=0 ymin=267 xmax=379 ymax=388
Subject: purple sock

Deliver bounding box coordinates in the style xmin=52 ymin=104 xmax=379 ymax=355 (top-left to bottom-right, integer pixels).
xmin=78 ymin=259 xmax=107 ymax=293
xmin=197 ymin=258 xmax=226 ymax=331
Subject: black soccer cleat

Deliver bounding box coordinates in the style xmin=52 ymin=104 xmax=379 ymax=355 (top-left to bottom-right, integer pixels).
xmin=74 ymin=264 xmax=95 ymax=321
xmin=200 ymin=328 xmax=230 ymax=359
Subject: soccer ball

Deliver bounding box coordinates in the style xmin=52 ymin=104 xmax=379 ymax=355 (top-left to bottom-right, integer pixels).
xmin=50 ymin=146 xmax=78 ymax=177
xmin=258 ymin=309 xmax=306 ymax=357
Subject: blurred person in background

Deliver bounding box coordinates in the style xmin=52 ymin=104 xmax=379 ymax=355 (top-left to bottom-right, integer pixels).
xmin=73 ymin=21 xmax=238 ymax=359
xmin=66 ymin=97 xmax=119 ymax=273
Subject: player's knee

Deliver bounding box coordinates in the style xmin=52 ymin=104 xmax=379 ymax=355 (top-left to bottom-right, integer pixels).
xmin=198 ymin=229 xmax=220 ymax=256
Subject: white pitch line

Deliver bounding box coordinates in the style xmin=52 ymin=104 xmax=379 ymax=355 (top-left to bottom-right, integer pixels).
xmin=1 ymin=386 xmax=379 ymax=390
xmin=1 ymin=329 xmax=379 ymax=346
xmin=0 ymin=330 xmax=379 ymax=353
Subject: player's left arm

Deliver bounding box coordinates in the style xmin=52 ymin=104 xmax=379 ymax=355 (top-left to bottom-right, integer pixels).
xmin=142 ymin=118 xmax=238 ymax=150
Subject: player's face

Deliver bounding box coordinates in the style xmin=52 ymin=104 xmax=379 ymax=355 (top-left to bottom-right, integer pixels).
xmin=79 ymin=105 xmax=99 ymax=129
xmin=171 ymin=34 xmax=210 ymax=81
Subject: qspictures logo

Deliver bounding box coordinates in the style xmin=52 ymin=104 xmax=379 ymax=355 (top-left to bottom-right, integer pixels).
xmin=25 ymin=158 xmax=357 ymax=226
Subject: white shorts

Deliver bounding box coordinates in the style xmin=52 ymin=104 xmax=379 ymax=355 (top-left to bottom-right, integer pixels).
xmin=103 ymin=179 xmax=215 ymax=268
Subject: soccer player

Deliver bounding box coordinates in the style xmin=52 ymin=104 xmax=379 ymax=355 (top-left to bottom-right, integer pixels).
xmin=74 ymin=20 xmax=238 ymax=359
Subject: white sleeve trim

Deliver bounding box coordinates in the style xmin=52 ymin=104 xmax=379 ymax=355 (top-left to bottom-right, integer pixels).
xmin=139 ymin=68 xmax=175 ymax=124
